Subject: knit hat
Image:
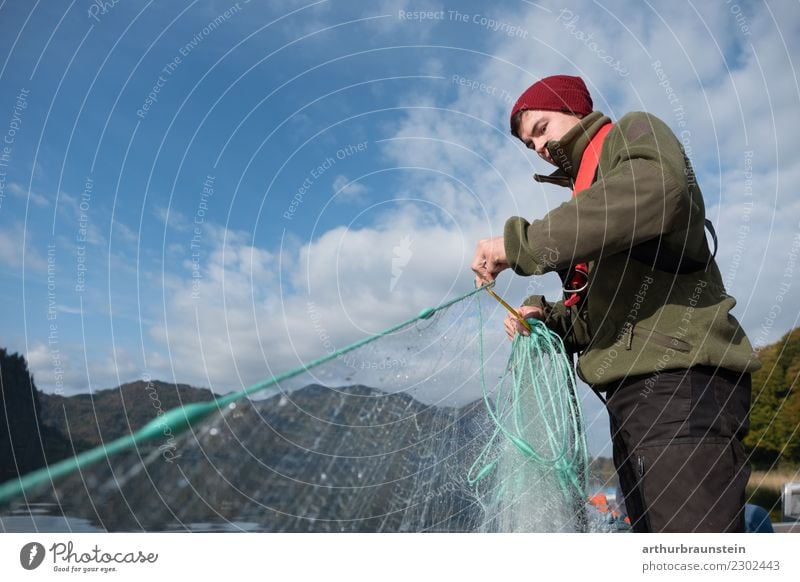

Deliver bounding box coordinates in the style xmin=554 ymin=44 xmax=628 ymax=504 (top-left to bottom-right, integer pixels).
xmin=510 ymin=75 xmax=593 ymax=130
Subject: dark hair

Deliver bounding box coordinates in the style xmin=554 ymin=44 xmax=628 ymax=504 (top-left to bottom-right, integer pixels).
xmin=510 ymin=109 xmax=525 ymax=139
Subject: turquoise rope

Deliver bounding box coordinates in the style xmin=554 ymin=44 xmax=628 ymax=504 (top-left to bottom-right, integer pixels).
xmin=0 ymin=284 xmax=491 ymax=506
xmin=468 ymin=302 xmax=588 ymax=511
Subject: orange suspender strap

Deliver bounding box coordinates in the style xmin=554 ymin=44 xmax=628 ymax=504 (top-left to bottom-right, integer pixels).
xmin=563 ymin=122 xmax=613 ymax=307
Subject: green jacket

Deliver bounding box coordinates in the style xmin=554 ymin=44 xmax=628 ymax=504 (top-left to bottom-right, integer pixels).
xmin=504 ymin=111 xmax=761 ymax=387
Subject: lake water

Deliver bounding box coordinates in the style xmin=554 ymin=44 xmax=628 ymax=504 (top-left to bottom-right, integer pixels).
xmin=0 ymin=503 xmax=265 ymax=532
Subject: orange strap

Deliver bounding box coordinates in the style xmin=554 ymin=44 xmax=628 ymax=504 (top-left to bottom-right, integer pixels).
xmin=573 ymin=122 xmax=614 ymax=193
xmin=563 ymin=122 xmax=613 ymax=307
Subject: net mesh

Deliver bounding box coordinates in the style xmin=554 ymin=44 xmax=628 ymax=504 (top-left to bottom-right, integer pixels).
xmin=0 ymin=290 xmax=614 ymax=532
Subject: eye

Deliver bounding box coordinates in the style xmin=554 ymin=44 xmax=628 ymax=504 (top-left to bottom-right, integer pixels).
xmin=540 ymin=123 xmax=547 ymax=135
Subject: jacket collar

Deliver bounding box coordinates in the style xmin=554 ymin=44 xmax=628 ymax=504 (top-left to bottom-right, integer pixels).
xmin=532 ymin=111 xmax=611 ymax=188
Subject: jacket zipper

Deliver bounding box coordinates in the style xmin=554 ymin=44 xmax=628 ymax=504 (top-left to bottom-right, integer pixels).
xmin=634 ymin=453 xmax=652 ymax=532
xmin=622 ymin=321 xmax=633 ymax=350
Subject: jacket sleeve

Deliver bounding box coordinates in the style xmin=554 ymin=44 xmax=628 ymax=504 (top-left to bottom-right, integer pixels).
xmin=504 ymin=113 xmax=699 ymax=276
xmin=521 ymin=294 xmax=591 ymax=354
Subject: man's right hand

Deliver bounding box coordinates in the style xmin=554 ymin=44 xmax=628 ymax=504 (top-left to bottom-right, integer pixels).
xmin=504 ymin=306 xmax=545 ymax=341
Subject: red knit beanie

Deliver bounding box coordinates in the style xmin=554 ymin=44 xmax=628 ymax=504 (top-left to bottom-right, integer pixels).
xmin=510 ymin=75 xmax=593 ymax=130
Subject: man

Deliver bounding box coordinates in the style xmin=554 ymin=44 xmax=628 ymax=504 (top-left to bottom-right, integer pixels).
xmin=471 ymin=74 xmax=761 ymax=532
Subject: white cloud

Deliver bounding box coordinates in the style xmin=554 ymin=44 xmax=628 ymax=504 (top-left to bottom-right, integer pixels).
xmin=152 ymin=204 xmax=191 ymax=233
xmin=331 ymin=174 xmax=369 ymax=204
xmin=57 ymin=191 xmax=107 ymax=247
xmin=147 ymin=212 xmax=480 ymax=390
xmin=8 ymin=182 xmax=50 ymax=207
xmin=112 ymin=219 xmax=140 ymax=246
xmin=0 ymin=222 xmax=48 ymax=272
xmin=27 ymin=342 xmax=144 ymax=395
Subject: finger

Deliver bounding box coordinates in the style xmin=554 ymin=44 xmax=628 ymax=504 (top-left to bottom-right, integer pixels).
xmin=470 ymin=252 xmax=487 ymax=275
xmin=506 ymin=313 xmax=519 ymax=334
xmin=485 ymin=258 xmax=509 ymax=280
xmin=483 ymin=258 xmax=498 ymax=279
xmin=505 ymin=319 xmax=522 ymax=339
xmin=504 ymin=318 xmax=514 ymax=341
xmin=471 ymin=252 xmax=495 ymax=284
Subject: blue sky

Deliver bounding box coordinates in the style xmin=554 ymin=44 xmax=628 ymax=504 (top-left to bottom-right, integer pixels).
xmin=1 ymin=0 xmax=799 ymax=456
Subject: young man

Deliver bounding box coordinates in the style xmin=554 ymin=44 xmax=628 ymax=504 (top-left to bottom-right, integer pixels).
xmin=471 ymin=74 xmax=761 ymax=532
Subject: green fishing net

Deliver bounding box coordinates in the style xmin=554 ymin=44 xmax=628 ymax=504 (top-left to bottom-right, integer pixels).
xmin=0 ymin=287 xmax=610 ymax=532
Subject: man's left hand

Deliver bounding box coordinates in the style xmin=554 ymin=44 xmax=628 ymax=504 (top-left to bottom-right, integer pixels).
xmin=471 ymin=236 xmax=509 ymax=286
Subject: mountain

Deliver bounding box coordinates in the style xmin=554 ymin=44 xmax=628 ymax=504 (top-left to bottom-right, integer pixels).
xmin=28 ymin=383 xmax=492 ymax=532
xmin=0 ymin=349 xmax=494 ymax=531
xmin=37 ymin=379 xmax=217 ymax=448
xmin=0 ymin=348 xmax=221 ymax=479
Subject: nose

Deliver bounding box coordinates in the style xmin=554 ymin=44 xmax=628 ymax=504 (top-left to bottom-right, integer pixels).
xmin=533 ymin=138 xmax=549 ymax=160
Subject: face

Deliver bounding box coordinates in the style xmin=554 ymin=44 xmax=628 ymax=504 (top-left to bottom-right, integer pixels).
xmin=517 ymin=109 xmax=582 ymax=165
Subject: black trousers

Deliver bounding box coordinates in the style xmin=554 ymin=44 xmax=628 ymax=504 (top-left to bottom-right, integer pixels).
xmin=597 ymin=365 xmax=751 ymax=532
